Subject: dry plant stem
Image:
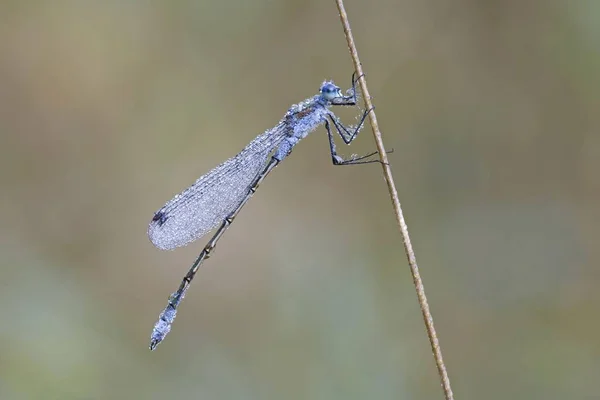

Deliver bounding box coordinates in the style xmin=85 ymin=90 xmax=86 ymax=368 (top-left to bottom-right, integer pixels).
xmin=334 ymin=1 xmax=454 ymax=399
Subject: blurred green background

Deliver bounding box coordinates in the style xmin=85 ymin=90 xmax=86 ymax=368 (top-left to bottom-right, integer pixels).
xmin=1 ymin=1 xmax=599 ymax=399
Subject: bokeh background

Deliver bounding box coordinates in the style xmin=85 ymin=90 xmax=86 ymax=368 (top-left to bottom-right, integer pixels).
xmin=1 ymin=1 xmax=599 ymax=399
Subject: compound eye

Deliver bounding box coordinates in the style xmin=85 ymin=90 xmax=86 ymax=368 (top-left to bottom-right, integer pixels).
xmin=322 ymin=83 xmax=340 ymax=99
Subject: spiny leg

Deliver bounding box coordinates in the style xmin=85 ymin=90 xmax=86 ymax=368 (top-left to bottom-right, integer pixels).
xmin=149 ymin=157 xmax=280 ymax=350
xmin=346 ymin=71 xmax=365 ymax=102
xmin=325 ymin=108 xmax=393 ymax=166
xmin=324 ymin=118 xmax=379 ymax=165
xmin=325 ymin=119 xmax=344 ymax=165
xmin=329 ymin=106 xmax=373 ymax=145
xmin=324 ymin=107 xmax=371 ymax=164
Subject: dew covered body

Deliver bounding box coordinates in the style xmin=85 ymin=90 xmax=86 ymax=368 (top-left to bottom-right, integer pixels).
xmin=148 ymin=76 xmax=373 ymax=350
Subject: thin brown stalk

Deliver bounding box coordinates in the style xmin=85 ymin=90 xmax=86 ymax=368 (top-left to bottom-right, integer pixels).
xmin=334 ymin=1 xmax=455 ymax=399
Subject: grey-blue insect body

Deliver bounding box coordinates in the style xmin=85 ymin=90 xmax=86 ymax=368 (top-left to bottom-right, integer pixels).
xmin=274 ymin=94 xmax=331 ymax=160
xmin=148 ymin=74 xmax=376 ymax=350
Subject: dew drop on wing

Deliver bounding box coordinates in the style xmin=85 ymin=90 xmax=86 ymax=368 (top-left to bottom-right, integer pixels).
xmin=147 ymin=123 xmax=289 ymax=251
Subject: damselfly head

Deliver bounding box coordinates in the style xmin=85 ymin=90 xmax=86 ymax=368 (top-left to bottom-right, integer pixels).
xmin=320 ymin=81 xmax=343 ymax=102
